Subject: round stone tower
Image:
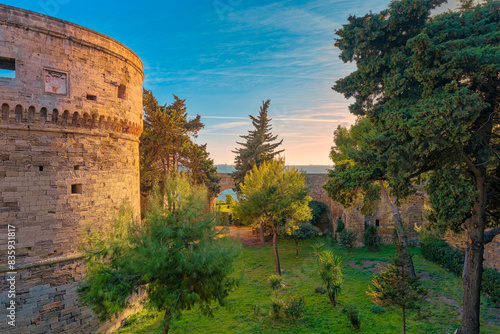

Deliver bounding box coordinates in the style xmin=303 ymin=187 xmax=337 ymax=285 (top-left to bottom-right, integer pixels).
xmin=0 ymin=4 xmax=143 ymax=333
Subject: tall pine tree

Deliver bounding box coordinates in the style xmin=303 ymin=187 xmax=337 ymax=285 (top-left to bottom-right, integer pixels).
xmin=232 ymin=100 xmax=284 ymax=191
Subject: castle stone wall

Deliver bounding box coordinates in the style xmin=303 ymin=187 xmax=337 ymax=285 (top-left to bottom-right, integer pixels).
xmin=0 ymin=4 xmax=143 ymax=333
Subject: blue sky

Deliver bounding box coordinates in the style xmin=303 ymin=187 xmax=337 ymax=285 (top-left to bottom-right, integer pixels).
xmin=8 ymin=0 xmax=458 ymax=165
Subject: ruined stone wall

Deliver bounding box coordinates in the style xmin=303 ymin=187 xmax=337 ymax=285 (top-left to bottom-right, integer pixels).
xmin=342 ymin=191 xmax=427 ymax=247
xmin=0 ymin=4 xmax=143 ymax=333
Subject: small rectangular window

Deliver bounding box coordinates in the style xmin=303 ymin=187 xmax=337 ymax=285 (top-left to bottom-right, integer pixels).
xmin=71 ymin=184 xmax=83 ymax=194
xmin=0 ymin=57 xmax=15 ymax=79
xmin=118 ymin=85 xmax=126 ymax=99
xmin=86 ymin=94 xmax=97 ymax=101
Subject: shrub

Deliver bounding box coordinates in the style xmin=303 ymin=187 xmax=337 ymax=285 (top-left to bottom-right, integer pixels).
xmin=421 ymin=236 xmax=500 ymax=304
xmin=317 ymin=251 xmax=343 ymax=306
xmin=283 ymin=295 xmax=305 ymax=321
xmin=270 ymin=298 xmax=283 ymax=319
xmin=251 ymin=303 xmax=261 ymax=316
xmin=336 ymin=219 xmax=345 ymax=234
xmin=370 ymin=305 xmax=386 ymax=314
xmin=339 ymin=229 xmax=357 ymax=252
xmin=309 ymin=200 xmax=328 ymax=224
xmin=314 ymin=286 xmax=327 ymax=294
xmin=342 ymin=304 xmax=361 ymax=330
xmin=363 ymin=225 xmax=381 ymax=252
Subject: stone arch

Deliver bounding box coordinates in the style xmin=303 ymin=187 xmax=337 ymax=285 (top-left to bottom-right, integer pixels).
xmin=98 ymin=115 xmax=105 ymax=129
xmin=2 ymin=103 xmax=9 ymax=121
xmin=28 ymin=106 xmax=36 ymax=123
xmin=82 ymin=113 xmax=90 ymax=128
xmin=72 ymin=112 xmax=80 ymax=127
xmin=40 ymin=107 xmax=47 ymax=124
xmin=61 ymin=110 xmax=69 ymax=126
xmin=15 ymin=104 xmax=23 ymax=122
xmin=91 ymin=113 xmax=98 ymax=129
xmin=52 ymin=109 xmax=59 ymax=124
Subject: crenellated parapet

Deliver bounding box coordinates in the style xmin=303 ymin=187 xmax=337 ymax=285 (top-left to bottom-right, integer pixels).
xmin=0 ymin=102 xmax=142 ymax=137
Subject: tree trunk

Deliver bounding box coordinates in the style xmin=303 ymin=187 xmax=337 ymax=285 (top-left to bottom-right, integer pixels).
xmin=272 ymin=224 xmax=281 ymax=275
xmin=163 ymin=306 xmax=171 ymax=334
xmin=294 ymin=239 xmax=299 ymax=257
xmin=378 ymin=181 xmax=416 ymax=277
xmin=402 ymin=305 xmax=406 ymax=334
xmin=461 ymin=172 xmax=487 ymax=334
xmin=260 ymin=222 xmax=265 ymax=243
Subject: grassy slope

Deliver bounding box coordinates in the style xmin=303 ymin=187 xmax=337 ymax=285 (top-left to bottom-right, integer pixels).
xmin=116 ymin=238 xmax=500 ymax=334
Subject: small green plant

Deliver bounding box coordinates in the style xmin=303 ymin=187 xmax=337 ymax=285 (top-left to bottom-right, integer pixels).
xmin=363 ymin=225 xmax=381 ymax=252
xmin=268 ymin=274 xmax=285 ymax=319
xmin=251 ymin=303 xmax=261 ymax=316
xmin=342 ymin=304 xmax=361 ymax=330
xmin=339 ymin=229 xmax=357 ymax=252
xmin=225 ymin=194 xmax=234 ymax=205
xmin=370 ymin=305 xmax=386 ymax=314
xmin=283 ymin=295 xmax=305 ymax=321
xmin=314 ymin=286 xmax=327 ymax=294
xmin=317 ymin=251 xmax=343 ymax=306
xmin=336 ymin=219 xmax=345 ymax=234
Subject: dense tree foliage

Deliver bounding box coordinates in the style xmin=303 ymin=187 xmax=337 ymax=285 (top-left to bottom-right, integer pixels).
xmin=232 ymin=100 xmax=284 ymax=192
xmin=333 ymin=1 xmax=499 ymax=332
xmin=233 ymin=160 xmax=311 ymax=275
xmin=78 ymin=173 xmax=240 ymax=334
xmin=285 ymin=222 xmax=321 ymax=257
xmin=140 ymin=89 xmax=220 ymax=196
xmin=367 ymin=242 xmax=426 ymax=334
xmin=324 ymin=119 xmax=416 ymax=275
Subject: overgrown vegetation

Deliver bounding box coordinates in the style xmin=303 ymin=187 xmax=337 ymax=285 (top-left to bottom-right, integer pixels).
xmin=78 ymin=173 xmax=240 ymax=334
xmin=339 ymin=229 xmax=357 ymax=252
xmin=115 ymin=239 xmax=500 ymax=334
xmin=364 ymin=225 xmax=381 ymax=252
xmin=421 ymin=235 xmax=500 ymax=304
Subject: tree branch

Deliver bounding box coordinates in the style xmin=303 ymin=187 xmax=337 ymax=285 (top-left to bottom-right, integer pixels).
xmin=484 ymin=226 xmax=500 ymax=244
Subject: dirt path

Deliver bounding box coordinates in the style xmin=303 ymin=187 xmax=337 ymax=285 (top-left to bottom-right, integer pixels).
xmin=221 ymin=226 xmax=273 ymax=248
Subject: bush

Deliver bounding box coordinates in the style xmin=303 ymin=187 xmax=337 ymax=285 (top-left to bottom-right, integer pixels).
xmin=309 ymin=200 xmax=328 ymax=224
xmin=363 ymin=225 xmax=381 ymax=252
xmin=342 ymin=304 xmax=361 ymax=330
xmin=314 ymin=286 xmax=327 ymax=294
xmin=283 ymin=295 xmax=305 ymax=321
xmin=225 ymin=194 xmax=234 ymax=205
xmin=421 ymin=236 xmax=500 ymax=304
xmin=370 ymin=305 xmax=386 ymax=314
xmin=270 ymin=298 xmax=283 ymax=319
xmin=336 ymin=219 xmax=345 ymax=234
xmin=339 ymin=229 xmax=357 ymax=252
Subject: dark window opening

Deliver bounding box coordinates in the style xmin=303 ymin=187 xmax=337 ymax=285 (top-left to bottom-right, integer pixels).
xmin=15 ymin=105 xmax=23 ymax=122
xmin=71 ymin=184 xmax=82 ymax=194
xmin=375 ymin=219 xmax=380 ymax=227
xmin=52 ymin=109 xmax=59 ymax=124
xmin=39 ymin=166 xmax=44 ymax=171
xmin=28 ymin=106 xmax=35 ymax=123
xmin=40 ymin=107 xmax=47 ymax=123
xmin=2 ymin=103 xmax=9 ymax=121
xmin=86 ymin=94 xmax=97 ymax=101
xmin=0 ymin=57 xmax=15 ymax=79
xmin=118 ymin=85 xmax=126 ymax=99
xmin=74 ymin=165 xmax=81 ymax=170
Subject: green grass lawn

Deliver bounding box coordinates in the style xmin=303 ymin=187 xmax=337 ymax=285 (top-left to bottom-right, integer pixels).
xmin=116 ymin=237 xmax=500 ymax=334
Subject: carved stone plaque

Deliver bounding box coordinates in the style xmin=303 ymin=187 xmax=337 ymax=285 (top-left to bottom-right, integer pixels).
xmin=44 ymin=69 xmax=67 ymax=95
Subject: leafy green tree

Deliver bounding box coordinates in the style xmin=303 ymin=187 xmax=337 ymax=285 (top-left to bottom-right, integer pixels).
xmin=232 ymin=100 xmax=284 ymax=192
xmin=285 ymin=222 xmax=320 ymax=257
xmin=140 ymin=90 xmax=208 ymax=194
xmin=333 ymin=1 xmax=500 ymax=331
xmin=317 ymin=251 xmax=343 ymax=306
xmin=181 ymin=142 xmax=220 ymax=197
xmin=324 ymin=119 xmax=416 ymax=276
xmin=78 ymin=173 xmax=240 ymax=334
xmin=366 ymin=241 xmax=426 ymax=334
xmin=233 ymin=160 xmax=312 ymax=275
